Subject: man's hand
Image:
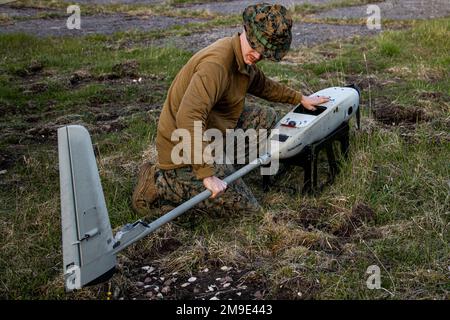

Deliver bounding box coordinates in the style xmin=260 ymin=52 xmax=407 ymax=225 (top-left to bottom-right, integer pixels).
xmin=203 ymin=176 xmax=228 ymax=199
xmin=301 ymin=95 xmax=330 ymax=111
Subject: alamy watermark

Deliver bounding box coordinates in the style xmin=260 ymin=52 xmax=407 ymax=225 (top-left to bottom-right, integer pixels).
xmin=367 ymin=5 xmax=382 ymax=30
xmin=65 ymin=265 xmax=81 ymax=290
xmin=66 ymin=5 xmax=81 ymax=30
xmin=366 ymin=265 xmax=382 ymax=289
xmin=170 ymin=121 xmax=280 ymax=175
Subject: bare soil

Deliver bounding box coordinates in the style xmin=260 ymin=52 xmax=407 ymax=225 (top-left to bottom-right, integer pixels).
xmin=121 ymin=264 xmax=269 ymax=300
xmin=110 ymin=201 xmax=379 ymax=300
xmin=103 ymin=225 xmax=325 ymax=300
xmin=373 ymin=103 xmax=429 ymax=125
xmin=0 ymin=60 xmax=166 ymax=171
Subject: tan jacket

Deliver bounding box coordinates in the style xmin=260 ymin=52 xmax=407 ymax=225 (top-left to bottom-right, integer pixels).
xmin=156 ymin=33 xmax=303 ymax=179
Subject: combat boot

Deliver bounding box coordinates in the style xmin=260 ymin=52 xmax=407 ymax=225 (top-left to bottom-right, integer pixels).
xmin=132 ymin=162 xmax=158 ymax=216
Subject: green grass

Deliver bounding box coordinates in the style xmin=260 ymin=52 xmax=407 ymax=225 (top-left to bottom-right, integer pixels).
xmin=0 ymin=17 xmax=449 ymax=299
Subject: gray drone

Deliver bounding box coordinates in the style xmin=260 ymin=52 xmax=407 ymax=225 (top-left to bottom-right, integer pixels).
xmin=58 ymin=85 xmax=360 ymax=291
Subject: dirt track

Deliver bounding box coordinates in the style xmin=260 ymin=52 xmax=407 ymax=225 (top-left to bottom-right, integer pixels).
xmin=178 ymin=0 xmax=333 ymax=15
xmin=154 ymin=22 xmax=380 ymax=52
xmin=314 ymin=0 xmax=450 ymax=20
xmin=0 ymin=10 xmax=205 ymax=37
xmin=0 ymin=5 xmax=47 ymax=17
xmin=0 ymin=3 xmax=380 ymax=45
xmin=2 ymin=0 xmax=449 ymax=42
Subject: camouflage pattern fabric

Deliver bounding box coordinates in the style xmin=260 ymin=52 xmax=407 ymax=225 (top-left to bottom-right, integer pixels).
xmin=243 ymin=3 xmax=293 ymax=61
xmin=236 ymin=101 xmax=278 ymax=130
xmin=154 ymin=164 xmax=260 ymax=214
xmin=154 ymin=104 xmax=278 ymax=214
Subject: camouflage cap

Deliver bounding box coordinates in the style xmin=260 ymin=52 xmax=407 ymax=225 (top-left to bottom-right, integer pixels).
xmin=243 ymin=3 xmax=293 ymax=61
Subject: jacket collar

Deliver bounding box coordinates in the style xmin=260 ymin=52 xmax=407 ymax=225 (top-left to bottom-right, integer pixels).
xmin=232 ymin=33 xmax=250 ymax=76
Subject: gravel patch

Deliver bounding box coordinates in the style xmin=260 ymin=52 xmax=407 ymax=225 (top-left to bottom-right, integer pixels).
xmin=154 ymin=22 xmax=380 ymax=52
xmin=313 ymin=0 xmax=450 ymax=20
xmin=179 ymin=0 xmax=335 ymax=15
xmin=0 ymin=13 xmax=205 ymax=37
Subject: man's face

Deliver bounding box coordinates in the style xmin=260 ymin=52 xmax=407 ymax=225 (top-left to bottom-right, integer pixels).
xmin=240 ymin=32 xmax=263 ymax=65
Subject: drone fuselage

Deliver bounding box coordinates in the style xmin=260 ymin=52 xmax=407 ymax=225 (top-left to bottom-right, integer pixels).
xmin=270 ymin=86 xmax=360 ymax=159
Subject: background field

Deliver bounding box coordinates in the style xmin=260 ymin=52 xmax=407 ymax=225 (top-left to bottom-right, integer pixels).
xmin=0 ymin=0 xmax=449 ymax=299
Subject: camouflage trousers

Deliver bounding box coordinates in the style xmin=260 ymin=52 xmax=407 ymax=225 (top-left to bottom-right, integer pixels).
xmin=154 ymin=103 xmax=278 ymax=214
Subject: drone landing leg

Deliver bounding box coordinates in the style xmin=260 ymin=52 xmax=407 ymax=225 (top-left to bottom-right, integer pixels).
xmin=262 ymin=122 xmax=350 ymax=194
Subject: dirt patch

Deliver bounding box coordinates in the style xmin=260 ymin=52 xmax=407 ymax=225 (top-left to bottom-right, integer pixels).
xmin=0 ymin=143 xmax=31 ymax=174
xmin=271 ymin=275 xmax=320 ymax=299
xmin=111 ymin=59 xmax=139 ymax=78
xmin=69 ymin=69 xmax=92 ymax=85
xmin=26 ymin=81 xmax=49 ymax=94
xmin=373 ymin=103 xmax=429 ymax=125
xmin=14 ymin=60 xmax=44 ymax=77
xmin=71 ymin=60 xmax=142 ymax=84
xmin=1 ymin=101 xmax=159 ymax=175
xmin=351 ymin=202 xmax=375 ymax=222
xmin=153 ymin=236 xmax=184 ymax=257
xmin=17 ymin=117 xmax=127 ymax=145
xmin=273 ymin=205 xmax=331 ymax=230
xmin=313 ymin=0 xmax=450 ymax=20
xmin=273 ymin=202 xmax=378 ymax=252
xmin=20 ymin=101 xmax=161 ymax=143
xmin=1 ymin=100 xmax=42 ymax=117
xmin=75 ymin=60 xmax=163 ymax=86
xmin=417 ymin=90 xmax=450 ymax=103
xmin=331 ymin=202 xmax=376 ymax=237
xmin=295 ymin=206 xmax=329 ymax=229
xmin=345 ymin=74 xmax=384 ymax=91
xmin=117 ymin=263 xmax=268 ymax=300
xmin=0 ymin=149 xmax=18 ymax=171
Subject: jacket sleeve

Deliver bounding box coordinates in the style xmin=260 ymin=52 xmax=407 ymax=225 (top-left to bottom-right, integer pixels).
xmin=247 ymin=66 xmax=303 ymax=105
xmin=175 ymin=62 xmax=228 ymax=180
